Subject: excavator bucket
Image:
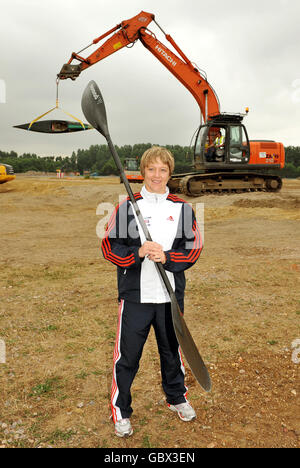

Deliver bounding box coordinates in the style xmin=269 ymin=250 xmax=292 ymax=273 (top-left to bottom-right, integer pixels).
xmin=58 ymin=64 xmax=82 ymax=81
xmin=14 ymin=120 xmax=93 ymax=133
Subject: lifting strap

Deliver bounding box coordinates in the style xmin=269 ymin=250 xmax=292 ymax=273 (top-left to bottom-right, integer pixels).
xmin=28 ymin=79 xmax=86 ymax=130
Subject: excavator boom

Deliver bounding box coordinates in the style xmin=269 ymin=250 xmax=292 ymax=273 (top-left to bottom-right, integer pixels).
xmin=58 ymin=11 xmax=220 ymax=121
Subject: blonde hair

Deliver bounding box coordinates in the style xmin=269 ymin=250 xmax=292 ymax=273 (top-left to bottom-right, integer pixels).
xmin=140 ymin=146 xmax=175 ymax=177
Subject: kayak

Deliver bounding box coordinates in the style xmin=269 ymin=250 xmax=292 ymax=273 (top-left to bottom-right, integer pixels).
xmin=14 ymin=120 xmax=93 ymax=133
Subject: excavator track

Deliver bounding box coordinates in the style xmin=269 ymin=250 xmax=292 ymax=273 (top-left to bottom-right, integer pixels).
xmin=168 ymin=172 xmax=282 ymax=197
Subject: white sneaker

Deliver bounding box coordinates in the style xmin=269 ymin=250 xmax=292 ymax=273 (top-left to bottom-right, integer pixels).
xmin=168 ymin=402 xmax=196 ymax=422
xmin=114 ymin=418 xmax=133 ymax=437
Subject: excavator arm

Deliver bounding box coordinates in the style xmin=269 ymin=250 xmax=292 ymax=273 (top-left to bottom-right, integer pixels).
xmin=58 ymin=11 xmax=220 ymax=121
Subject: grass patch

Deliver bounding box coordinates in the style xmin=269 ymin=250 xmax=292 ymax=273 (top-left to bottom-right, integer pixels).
xmin=46 ymin=428 xmax=76 ymax=445
xmin=29 ymin=376 xmax=62 ymax=397
xmin=142 ymin=434 xmax=153 ymax=448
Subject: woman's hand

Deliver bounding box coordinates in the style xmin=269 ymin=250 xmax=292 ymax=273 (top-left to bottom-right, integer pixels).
xmin=138 ymin=241 xmax=166 ymax=264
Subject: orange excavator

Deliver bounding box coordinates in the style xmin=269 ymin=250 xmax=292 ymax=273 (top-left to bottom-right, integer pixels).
xmin=58 ymin=11 xmax=284 ymax=196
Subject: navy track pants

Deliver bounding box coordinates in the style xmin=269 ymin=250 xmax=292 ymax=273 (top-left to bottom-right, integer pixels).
xmin=111 ymin=299 xmax=188 ymax=422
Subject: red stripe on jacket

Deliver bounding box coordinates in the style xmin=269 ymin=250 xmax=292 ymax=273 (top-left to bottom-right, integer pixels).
xmin=101 ymin=198 xmax=137 ymax=267
xmin=169 ymin=221 xmax=202 ymax=263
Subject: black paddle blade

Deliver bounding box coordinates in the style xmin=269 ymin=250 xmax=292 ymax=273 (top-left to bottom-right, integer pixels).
xmin=81 ymin=80 xmax=109 ymax=137
xmin=171 ymin=301 xmax=212 ymax=392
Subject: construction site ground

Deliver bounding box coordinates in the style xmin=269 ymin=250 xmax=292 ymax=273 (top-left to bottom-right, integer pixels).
xmin=0 ymin=174 xmax=299 ymax=449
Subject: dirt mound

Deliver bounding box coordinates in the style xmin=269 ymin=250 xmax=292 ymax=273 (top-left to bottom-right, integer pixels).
xmin=233 ymin=197 xmax=300 ymax=210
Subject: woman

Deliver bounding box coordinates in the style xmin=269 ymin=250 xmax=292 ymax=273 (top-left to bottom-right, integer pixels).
xmin=101 ymin=146 xmax=202 ymax=437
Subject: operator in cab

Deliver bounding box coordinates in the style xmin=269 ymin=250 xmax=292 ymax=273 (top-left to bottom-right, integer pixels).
xmin=206 ymin=129 xmax=225 ymax=162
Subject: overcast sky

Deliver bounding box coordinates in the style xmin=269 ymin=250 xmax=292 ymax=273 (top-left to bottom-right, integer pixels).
xmin=1 ymin=0 xmax=299 ymax=157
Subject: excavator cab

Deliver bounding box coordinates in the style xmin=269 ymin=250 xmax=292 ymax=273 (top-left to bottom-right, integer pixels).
xmin=124 ymin=158 xmax=139 ymax=171
xmin=122 ymin=158 xmax=143 ymax=183
xmin=167 ymin=112 xmax=282 ymax=196
xmin=194 ymin=114 xmax=250 ymax=171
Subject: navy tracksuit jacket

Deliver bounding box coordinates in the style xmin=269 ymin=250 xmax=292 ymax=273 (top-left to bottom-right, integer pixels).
xmin=101 ymin=186 xmax=202 ymax=421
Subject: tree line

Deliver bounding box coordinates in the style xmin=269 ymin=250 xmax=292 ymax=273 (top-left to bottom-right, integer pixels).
xmin=0 ymin=145 xmax=299 ymax=177
xmin=0 ymin=144 xmax=192 ymax=175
